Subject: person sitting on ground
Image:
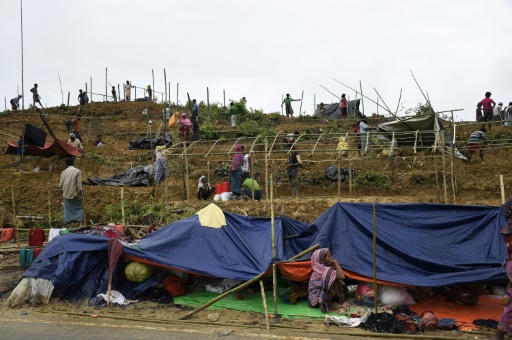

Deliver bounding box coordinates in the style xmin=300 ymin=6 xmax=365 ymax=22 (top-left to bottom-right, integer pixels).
xmin=308 ymin=248 xmax=346 ymax=313
xmin=179 ymin=113 xmax=192 ymax=143
xmin=10 ymin=95 xmax=22 ymax=111
xmin=242 ymin=173 xmax=262 ymax=201
xmin=467 ymin=126 xmax=486 ymax=164
xmin=67 ymin=133 xmax=83 ymax=150
xmin=94 ymin=134 xmax=105 ymax=147
xmin=197 ymin=175 xmax=215 ymax=200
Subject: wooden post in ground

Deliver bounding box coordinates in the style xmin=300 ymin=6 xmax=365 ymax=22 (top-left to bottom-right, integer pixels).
xmin=152 ymin=69 xmax=155 ymax=101
xmin=67 ymin=92 xmax=70 ymax=107
xmin=118 ymin=84 xmax=121 ymax=102
xmin=349 ymin=153 xmax=353 ymax=195
xmin=441 ymin=133 xmax=448 ymax=204
xmin=105 ymin=67 xmax=108 ymax=101
xmin=185 ymin=147 xmax=190 ymax=201
xmin=450 ymin=112 xmax=457 ymax=204
xmin=270 ymin=174 xmax=278 ymax=319
xmin=207 ymin=87 xmax=210 ymax=118
xmin=48 ymin=185 xmax=51 ymax=227
xmin=298 ymin=90 xmax=304 ymax=116
xmin=176 ymin=83 xmax=179 ymax=106
xmin=207 ymin=161 xmax=210 ymax=184
xmin=337 ymin=157 xmax=341 ymax=201
xmin=434 ymin=140 xmax=441 ymax=204
xmin=121 ymin=187 xmax=125 ymax=225
xmin=501 ymin=175 xmax=506 ymax=205
xmin=372 ymin=204 xmax=378 ymax=314
xmin=11 ymin=186 xmax=20 ymax=249
xmin=265 ymin=138 xmax=269 ymax=200
xmin=90 ymin=76 xmax=93 ymax=102
xmin=260 ymin=280 xmax=270 ymax=330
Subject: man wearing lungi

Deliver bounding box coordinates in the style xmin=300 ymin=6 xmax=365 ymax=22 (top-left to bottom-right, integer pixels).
xmin=59 ymin=158 xmax=84 ymax=225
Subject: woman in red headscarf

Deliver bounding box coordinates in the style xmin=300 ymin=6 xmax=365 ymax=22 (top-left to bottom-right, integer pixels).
xmin=230 ymin=144 xmax=244 ymax=200
xmin=308 ymin=248 xmax=346 ymax=313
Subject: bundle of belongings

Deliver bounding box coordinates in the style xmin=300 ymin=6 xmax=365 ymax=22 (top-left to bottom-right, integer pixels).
xmin=87 ymin=165 xmax=154 ymax=187
xmin=128 ymin=133 xmax=172 ymax=150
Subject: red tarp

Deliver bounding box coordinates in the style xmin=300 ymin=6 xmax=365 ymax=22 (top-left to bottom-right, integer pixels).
xmin=5 ymin=138 xmax=83 ymax=158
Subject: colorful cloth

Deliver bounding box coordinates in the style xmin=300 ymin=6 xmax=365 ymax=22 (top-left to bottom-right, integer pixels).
xmin=28 ymin=228 xmax=46 ymax=246
xmin=230 ymin=144 xmax=243 ymax=171
xmin=230 ymin=167 xmax=243 ymax=195
xmin=63 ymin=197 xmax=83 ymax=224
xmin=1 ymin=228 xmax=15 ymax=242
xmin=308 ymin=248 xmax=338 ymax=313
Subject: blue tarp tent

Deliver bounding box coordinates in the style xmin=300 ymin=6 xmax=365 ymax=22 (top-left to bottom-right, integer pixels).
xmin=303 ymin=202 xmax=508 ymax=286
xmin=24 ymin=210 xmax=309 ymax=300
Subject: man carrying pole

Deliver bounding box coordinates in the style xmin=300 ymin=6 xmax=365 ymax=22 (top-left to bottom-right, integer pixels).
xmin=281 ymin=93 xmax=300 ymax=117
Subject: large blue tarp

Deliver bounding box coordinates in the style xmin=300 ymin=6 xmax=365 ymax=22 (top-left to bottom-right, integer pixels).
xmin=23 ymin=203 xmax=509 ymax=301
xmin=124 ymin=212 xmax=286 ymax=281
xmin=305 ymin=202 xmax=508 ymax=286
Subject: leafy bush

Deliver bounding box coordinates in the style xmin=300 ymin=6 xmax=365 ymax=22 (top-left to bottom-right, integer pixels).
xmin=200 ymin=120 xmax=220 ymax=140
xmin=356 ymin=170 xmax=392 ymax=189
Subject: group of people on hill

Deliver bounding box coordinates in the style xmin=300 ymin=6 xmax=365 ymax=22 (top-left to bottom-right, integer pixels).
xmin=467 ymin=92 xmax=512 ymax=165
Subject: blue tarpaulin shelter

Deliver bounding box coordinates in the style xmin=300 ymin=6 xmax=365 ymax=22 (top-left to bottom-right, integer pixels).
xmin=302 ymin=202 xmax=508 ymax=286
xmin=23 ymin=202 xmax=508 ymax=301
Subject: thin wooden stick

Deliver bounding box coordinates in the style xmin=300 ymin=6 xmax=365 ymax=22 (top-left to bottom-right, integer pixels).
xmin=228 ymin=137 xmax=244 ymax=155
xmin=309 ymin=132 xmax=324 ymax=156
xmin=260 ymin=280 xmax=270 ymax=330
xmin=184 ymin=146 xmax=190 ymax=200
xmin=204 ymin=138 xmax=224 ymax=158
xmin=268 ymin=131 xmax=283 ymax=156
xmin=441 ymin=134 xmax=448 ymax=204
xmin=450 ymin=112 xmax=457 ymax=204
xmin=48 ymin=185 xmax=51 ymax=227
xmin=348 ymin=153 xmax=352 ymax=195
xmin=298 ymin=90 xmax=304 ymax=116
xmin=207 ymin=161 xmax=210 ymax=184
xmin=372 ymin=204 xmax=378 ymax=314
xmin=121 ymin=187 xmax=125 ymax=225
xmin=337 ymin=157 xmax=341 ymax=201
xmin=11 ymin=186 xmax=20 ymax=249
xmin=434 ymin=141 xmax=440 ymax=203
xmin=500 ymin=175 xmax=505 ymax=205
xmin=270 ymin=174 xmax=278 ymax=318
xmin=251 ymin=152 xmax=255 ymax=200
xmin=265 ymin=137 xmax=269 ymax=200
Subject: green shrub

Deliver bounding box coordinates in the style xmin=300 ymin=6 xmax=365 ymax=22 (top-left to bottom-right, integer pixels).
xmin=356 ymin=170 xmax=392 ymax=189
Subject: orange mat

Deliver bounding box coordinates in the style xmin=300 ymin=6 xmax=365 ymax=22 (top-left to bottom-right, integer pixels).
xmin=409 ymin=294 xmax=503 ymax=325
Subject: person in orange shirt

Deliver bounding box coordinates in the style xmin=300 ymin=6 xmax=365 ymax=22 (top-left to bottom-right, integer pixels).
xmin=71 ymin=114 xmax=83 ymax=142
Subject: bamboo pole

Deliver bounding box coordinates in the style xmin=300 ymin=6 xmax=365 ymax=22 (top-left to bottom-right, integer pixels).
xmin=298 ymin=90 xmax=304 ymax=117
xmin=500 ymin=175 xmax=505 ymax=205
xmin=121 ymin=187 xmax=125 ymax=225
xmin=176 ymin=83 xmax=179 ymax=106
xmin=11 ymin=186 xmax=20 ymax=249
xmin=265 ymin=137 xmax=269 ymax=200
xmin=105 ymin=67 xmax=108 ymax=101
xmin=207 ymin=87 xmax=210 ymax=117
xmin=441 ymin=134 xmax=448 ymax=204
xmin=434 ymin=143 xmax=441 ymax=204
xmin=67 ymin=91 xmax=70 ymax=107
xmin=207 ymin=161 xmax=210 ymax=184
xmin=359 ymin=80 xmax=365 ymax=116
xmin=348 ymin=154 xmax=352 ymax=195
xmin=48 ymin=185 xmax=51 ymax=227
xmin=259 ymin=280 xmax=270 ymax=331
xmin=152 ymin=69 xmax=155 ymax=101
xmin=90 ymin=76 xmax=92 ymax=103
xmin=185 ymin=148 xmax=190 ymax=201
xmin=281 ymin=94 xmax=284 ymax=116
xmin=337 ymin=157 xmax=341 ymax=201
xmin=450 ymin=111 xmax=457 ymax=204
xmin=251 ymin=152 xmax=255 ymax=200
xmin=270 ymin=174 xmax=278 ymax=319
xmin=372 ymin=204 xmax=378 ymax=314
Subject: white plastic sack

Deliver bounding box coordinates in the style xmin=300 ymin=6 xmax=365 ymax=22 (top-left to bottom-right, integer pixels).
xmin=379 ymin=285 xmax=415 ymax=306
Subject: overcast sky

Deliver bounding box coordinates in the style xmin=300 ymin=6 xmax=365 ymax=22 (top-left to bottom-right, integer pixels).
xmin=1 ymin=0 xmax=511 ymax=121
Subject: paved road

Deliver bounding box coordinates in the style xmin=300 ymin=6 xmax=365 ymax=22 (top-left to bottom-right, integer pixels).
xmin=0 ymin=312 xmax=346 ymax=340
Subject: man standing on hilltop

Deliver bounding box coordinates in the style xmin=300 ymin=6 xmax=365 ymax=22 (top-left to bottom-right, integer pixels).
xmin=59 ymin=157 xmax=84 ymax=226
xmin=124 ymin=80 xmax=134 ymax=101
xmin=281 ymin=93 xmax=300 ymax=117
xmin=111 ymin=86 xmax=117 ymax=102
xmin=78 ymin=89 xmax=87 ymax=113
xmin=477 ymin=92 xmax=495 ymax=131
xmin=30 ymin=83 xmax=43 ymax=108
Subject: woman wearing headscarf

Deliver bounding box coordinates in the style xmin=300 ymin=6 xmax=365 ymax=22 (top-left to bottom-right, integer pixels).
xmin=197 ymin=175 xmax=215 ymax=200
xmin=496 ymin=197 xmax=512 ymax=339
xmin=308 ymin=248 xmax=346 ymax=313
xmin=179 ymin=113 xmax=192 ymax=142
xmin=230 ymin=144 xmax=244 ymax=200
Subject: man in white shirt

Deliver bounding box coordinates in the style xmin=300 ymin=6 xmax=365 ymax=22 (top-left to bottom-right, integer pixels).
xmin=59 ymin=158 xmax=83 ymax=225
xmin=67 ymin=133 xmax=83 ymax=150
xmin=493 ymin=102 xmax=504 ymax=123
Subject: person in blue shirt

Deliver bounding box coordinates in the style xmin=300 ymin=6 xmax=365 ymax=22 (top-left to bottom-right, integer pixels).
xmin=10 ymin=95 xmax=22 ymax=111
xmin=192 ymin=99 xmax=199 ymax=118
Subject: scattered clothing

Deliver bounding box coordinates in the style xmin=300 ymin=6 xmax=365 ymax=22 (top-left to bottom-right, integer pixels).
xmin=1 ymin=228 xmax=15 ymax=242
xmin=97 ymin=290 xmax=138 ymax=306
xmin=19 ymin=248 xmax=35 ymax=267
xmin=48 ymin=228 xmax=65 ymax=242
xmin=28 ymin=228 xmax=46 ymax=246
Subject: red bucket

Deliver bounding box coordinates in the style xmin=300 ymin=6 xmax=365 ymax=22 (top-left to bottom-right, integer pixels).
xmin=221 ymin=181 xmax=230 ymax=193
xmin=215 ymin=184 xmax=222 ymax=195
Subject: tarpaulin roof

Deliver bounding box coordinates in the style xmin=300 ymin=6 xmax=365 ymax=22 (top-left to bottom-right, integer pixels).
xmin=87 ymin=165 xmax=154 ymax=187
xmin=314 ymin=101 xmax=361 ymax=119
xmin=5 ymin=138 xmax=83 ymax=158
xmin=302 ymin=202 xmax=507 ymax=286
xmin=376 ymin=113 xmax=444 ymax=146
